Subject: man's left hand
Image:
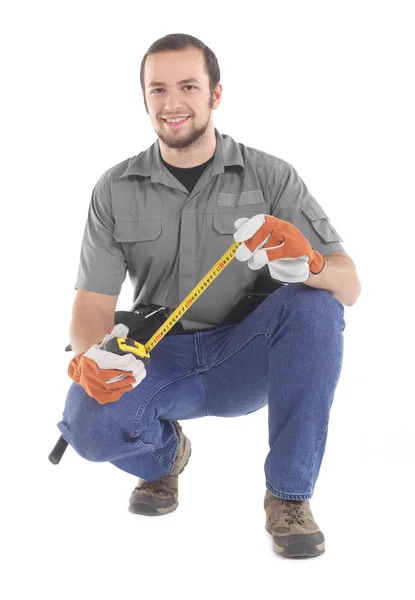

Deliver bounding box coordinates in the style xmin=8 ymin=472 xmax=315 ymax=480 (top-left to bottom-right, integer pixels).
xmin=233 ymin=214 xmax=325 ymax=283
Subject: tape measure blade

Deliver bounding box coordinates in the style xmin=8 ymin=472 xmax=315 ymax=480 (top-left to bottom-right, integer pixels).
xmin=144 ymin=241 xmax=242 ymax=352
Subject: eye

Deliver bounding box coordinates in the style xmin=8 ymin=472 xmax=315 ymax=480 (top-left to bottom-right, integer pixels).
xmin=150 ymin=85 xmax=196 ymax=95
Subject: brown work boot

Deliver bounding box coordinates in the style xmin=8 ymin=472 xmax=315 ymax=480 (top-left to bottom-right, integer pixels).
xmin=264 ymin=490 xmax=325 ymax=558
xmin=129 ymin=421 xmax=191 ymax=516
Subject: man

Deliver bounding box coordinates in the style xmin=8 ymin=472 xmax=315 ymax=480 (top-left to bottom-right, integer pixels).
xmin=59 ymin=33 xmax=361 ymax=559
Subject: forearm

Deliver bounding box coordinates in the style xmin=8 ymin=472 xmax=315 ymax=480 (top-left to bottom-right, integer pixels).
xmin=304 ymin=254 xmax=361 ymax=306
xmin=70 ymin=308 xmax=115 ymax=354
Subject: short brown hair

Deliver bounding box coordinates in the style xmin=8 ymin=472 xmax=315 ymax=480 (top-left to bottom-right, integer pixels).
xmin=140 ymin=33 xmax=221 ymax=95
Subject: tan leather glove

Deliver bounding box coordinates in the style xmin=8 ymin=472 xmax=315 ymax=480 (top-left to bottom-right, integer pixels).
xmin=68 ymin=324 xmax=147 ymax=404
xmin=234 ymin=214 xmax=325 ymax=283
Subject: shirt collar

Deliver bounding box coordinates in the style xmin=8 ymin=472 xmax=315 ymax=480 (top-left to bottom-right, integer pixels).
xmin=118 ymin=128 xmax=245 ymax=180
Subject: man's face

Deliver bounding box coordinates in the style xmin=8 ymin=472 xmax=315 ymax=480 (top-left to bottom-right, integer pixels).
xmin=143 ymin=47 xmax=221 ymax=149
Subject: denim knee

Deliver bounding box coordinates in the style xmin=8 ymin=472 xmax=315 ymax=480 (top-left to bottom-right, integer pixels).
xmin=59 ymin=383 xmax=130 ymax=463
xmin=272 ymin=283 xmax=345 ymax=325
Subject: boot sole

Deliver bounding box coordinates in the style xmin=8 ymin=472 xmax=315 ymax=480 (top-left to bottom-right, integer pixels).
xmin=129 ymin=447 xmax=192 ymax=517
xmin=265 ymin=526 xmax=325 ymax=558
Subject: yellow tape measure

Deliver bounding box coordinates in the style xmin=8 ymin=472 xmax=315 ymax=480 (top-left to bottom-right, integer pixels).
xmin=108 ymin=240 xmax=242 ymax=362
xmin=145 ymin=240 xmax=242 ymax=352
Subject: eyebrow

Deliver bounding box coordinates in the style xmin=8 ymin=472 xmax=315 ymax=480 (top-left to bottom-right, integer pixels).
xmin=148 ymin=77 xmax=200 ymax=88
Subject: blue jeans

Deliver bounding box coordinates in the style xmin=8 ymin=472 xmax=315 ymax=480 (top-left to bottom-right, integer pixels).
xmin=58 ymin=283 xmax=345 ymax=501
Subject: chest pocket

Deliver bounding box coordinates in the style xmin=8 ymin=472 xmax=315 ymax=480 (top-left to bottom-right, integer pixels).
xmin=213 ymin=213 xmax=247 ymax=234
xmin=113 ymin=219 xmax=162 ymax=242
xmin=214 ymin=190 xmax=268 ymax=234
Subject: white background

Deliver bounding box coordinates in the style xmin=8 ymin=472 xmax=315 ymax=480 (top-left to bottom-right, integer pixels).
xmin=1 ymin=1 xmax=414 ymax=598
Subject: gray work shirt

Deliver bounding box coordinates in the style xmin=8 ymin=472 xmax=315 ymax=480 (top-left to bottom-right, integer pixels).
xmin=75 ymin=128 xmax=344 ymax=330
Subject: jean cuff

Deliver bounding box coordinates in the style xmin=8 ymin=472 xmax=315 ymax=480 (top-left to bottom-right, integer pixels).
xmin=266 ymin=480 xmax=313 ymax=501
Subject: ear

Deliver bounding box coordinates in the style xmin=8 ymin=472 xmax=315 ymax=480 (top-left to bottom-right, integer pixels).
xmin=212 ymin=83 xmax=223 ymax=109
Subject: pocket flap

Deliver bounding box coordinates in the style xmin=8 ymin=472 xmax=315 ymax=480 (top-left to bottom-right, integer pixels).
xmin=217 ymin=190 xmax=265 ymax=207
xmin=300 ymin=196 xmax=329 ymax=221
xmin=113 ymin=219 xmax=162 ymax=242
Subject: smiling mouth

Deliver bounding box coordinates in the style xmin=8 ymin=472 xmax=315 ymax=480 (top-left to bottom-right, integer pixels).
xmin=162 ymin=116 xmax=191 ymax=126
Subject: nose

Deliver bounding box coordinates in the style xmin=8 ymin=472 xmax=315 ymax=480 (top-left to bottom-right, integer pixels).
xmin=163 ymin=88 xmax=184 ymax=112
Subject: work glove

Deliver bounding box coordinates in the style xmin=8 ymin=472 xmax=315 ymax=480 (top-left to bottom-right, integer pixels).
xmin=68 ymin=323 xmax=147 ymax=404
xmin=233 ymin=214 xmax=325 ymax=283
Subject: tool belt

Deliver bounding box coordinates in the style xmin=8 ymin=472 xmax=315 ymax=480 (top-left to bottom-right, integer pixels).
xmin=113 ymin=299 xmax=257 ymax=344
xmin=115 ymin=277 xmax=285 ymax=343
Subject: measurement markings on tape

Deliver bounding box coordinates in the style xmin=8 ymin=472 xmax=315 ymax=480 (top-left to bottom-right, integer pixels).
xmin=145 ymin=241 xmax=242 ymax=352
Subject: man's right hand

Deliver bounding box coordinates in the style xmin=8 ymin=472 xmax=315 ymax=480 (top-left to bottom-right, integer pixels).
xmin=68 ymin=323 xmax=147 ymax=404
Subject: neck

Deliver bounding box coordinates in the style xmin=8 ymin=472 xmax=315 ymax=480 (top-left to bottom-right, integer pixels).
xmin=159 ymin=126 xmax=216 ymax=168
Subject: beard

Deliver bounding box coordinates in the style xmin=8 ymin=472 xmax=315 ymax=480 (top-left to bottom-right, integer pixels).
xmin=155 ymin=114 xmax=211 ymax=150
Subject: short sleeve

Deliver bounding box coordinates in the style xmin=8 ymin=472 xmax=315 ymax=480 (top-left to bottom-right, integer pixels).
xmin=271 ymin=163 xmax=344 ymax=256
xmin=74 ymin=175 xmax=127 ymax=295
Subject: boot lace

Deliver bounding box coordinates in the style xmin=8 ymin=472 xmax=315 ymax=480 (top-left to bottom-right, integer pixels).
xmin=281 ymin=500 xmax=306 ymax=525
xmin=135 ymin=474 xmax=178 ymax=496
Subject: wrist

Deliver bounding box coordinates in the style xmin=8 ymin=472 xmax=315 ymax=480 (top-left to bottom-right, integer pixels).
xmin=309 ymin=251 xmax=326 ymax=276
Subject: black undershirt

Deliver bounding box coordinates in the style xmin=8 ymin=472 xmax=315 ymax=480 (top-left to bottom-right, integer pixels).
xmin=160 ymin=153 xmax=214 ymax=194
